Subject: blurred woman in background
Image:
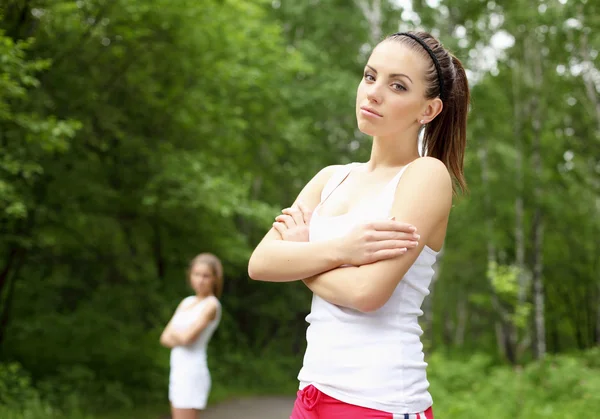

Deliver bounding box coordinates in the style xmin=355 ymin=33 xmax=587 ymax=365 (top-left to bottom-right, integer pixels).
xmin=160 ymin=253 xmax=223 ymax=419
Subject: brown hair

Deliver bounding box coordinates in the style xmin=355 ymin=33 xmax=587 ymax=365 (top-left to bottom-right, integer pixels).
xmin=188 ymin=253 xmax=224 ymax=298
xmin=386 ymin=31 xmax=470 ymax=194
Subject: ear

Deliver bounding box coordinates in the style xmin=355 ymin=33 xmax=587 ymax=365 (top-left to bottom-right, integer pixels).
xmin=419 ymin=98 xmax=443 ymax=124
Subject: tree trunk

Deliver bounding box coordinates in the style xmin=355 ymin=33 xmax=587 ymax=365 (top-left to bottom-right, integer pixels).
xmin=578 ymin=19 xmax=600 ymax=133
xmin=511 ymin=59 xmax=532 ymax=362
xmin=531 ymin=208 xmax=545 ymax=358
xmin=530 ymin=42 xmax=546 ymax=359
xmin=0 ymin=248 xmax=26 ymax=346
xmin=513 ymin=61 xmax=528 ymax=305
xmin=454 ymin=295 xmax=467 ymax=347
xmin=478 ymin=138 xmax=516 ymax=363
xmin=597 ymin=282 xmax=600 ymax=345
xmin=0 ymin=248 xmax=19 ymax=304
xmin=354 ymin=0 xmax=382 ymax=45
xmin=578 ymin=7 xmax=600 ymax=348
xmin=153 ymin=222 xmax=165 ymax=281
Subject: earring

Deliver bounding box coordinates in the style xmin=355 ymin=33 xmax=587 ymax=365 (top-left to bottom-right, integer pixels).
xmin=420 ymin=120 xmax=426 ymax=125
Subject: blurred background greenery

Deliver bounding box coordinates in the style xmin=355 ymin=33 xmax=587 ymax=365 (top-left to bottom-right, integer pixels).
xmin=0 ymin=0 xmax=599 ymax=418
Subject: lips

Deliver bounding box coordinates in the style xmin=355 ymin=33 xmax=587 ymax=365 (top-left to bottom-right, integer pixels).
xmin=360 ymin=106 xmax=382 ymax=117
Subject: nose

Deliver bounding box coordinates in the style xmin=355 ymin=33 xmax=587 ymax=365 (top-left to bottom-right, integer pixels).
xmin=366 ymin=83 xmax=382 ymax=104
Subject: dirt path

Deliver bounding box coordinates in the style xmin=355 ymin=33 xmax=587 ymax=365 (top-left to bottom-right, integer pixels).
xmin=202 ymin=396 xmax=295 ymax=419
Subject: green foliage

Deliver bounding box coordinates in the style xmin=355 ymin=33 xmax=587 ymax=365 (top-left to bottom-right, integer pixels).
xmin=0 ymin=0 xmax=598 ymax=416
xmin=0 ymin=362 xmax=39 ymax=407
xmin=3 ymin=350 xmax=600 ymax=418
xmin=0 ymin=29 xmax=80 ymax=222
xmin=488 ymin=261 xmax=532 ymax=328
xmin=428 ymin=349 xmax=600 ymax=418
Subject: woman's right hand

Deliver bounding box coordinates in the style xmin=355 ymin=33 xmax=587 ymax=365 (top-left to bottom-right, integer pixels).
xmin=337 ymin=218 xmax=420 ymax=266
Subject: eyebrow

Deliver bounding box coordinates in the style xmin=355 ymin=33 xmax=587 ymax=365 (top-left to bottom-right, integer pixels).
xmin=366 ymin=65 xmax=413 ymax=84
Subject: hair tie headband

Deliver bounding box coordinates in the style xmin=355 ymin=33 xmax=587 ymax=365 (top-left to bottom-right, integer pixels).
xmin=393 ymin=32 xmax=445 ymax=101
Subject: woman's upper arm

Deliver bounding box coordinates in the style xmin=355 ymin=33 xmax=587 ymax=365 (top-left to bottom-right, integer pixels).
xmin=390 ymin=157 xmax=452 ymax=243
xmin=180 ymin=299 xmax=219 ymax=345
xmin=352 ymin=157 xmax=452 ymax=311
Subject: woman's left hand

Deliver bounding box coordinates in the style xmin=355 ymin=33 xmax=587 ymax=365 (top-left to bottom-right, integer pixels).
xmin=273 ymin=201 xmax=312 ymax=242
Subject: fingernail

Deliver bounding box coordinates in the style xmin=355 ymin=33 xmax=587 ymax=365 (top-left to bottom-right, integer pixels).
xmin=400 ymin=248 xmax=407 ymax=253
xmin=389 ymin=216 xmax=396 ymax=220
xmin=415 ymin=234 xmax=420 ymax=240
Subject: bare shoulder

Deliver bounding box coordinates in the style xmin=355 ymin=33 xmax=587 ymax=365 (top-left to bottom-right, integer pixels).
xmin=206 ymin=296 xmax=220 ymax=309
xmin=402 ymin=158 xmax=452 ymax=193
xmin=202 ymin=297 xmax=219 ymax=319
xmin=178 ymin=296 xmax=196 ymax=309
xmin=314 ymin=164 xmax=344 ymax=183
xmin=392 ymin=157 xmax=452 ymax=218
xmin=407 ymin=157 xmax=451 ymax=181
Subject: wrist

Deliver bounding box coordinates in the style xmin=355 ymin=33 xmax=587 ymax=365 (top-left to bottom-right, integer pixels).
xmin=327 ymin=237 xmax=346 ymax=266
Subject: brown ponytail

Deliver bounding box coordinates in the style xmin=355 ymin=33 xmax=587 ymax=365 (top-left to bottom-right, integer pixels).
xmin=387 ymin=32 xmax=470 ymax=194
xmin=424 ymin=55 xmax=469 ymax=194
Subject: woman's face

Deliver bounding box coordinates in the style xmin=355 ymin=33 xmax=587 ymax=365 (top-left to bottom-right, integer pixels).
xmin=356 ymin=40 xmax=436 ymax=138
xmin=189 ymin=262 xmax=215 ymax=296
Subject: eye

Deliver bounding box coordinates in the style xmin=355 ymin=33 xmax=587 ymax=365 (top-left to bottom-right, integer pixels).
xmin=391 ymin=82 xmax=406 ymax=92
xmin=364 ymin=72 xmax=375 ymax=82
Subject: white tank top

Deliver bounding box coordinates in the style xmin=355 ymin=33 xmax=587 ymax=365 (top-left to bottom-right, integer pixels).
xmin=297 ymin=162 xmax=438 ymax=414
xmin=170 ymin=295 xmax=221 ymax=370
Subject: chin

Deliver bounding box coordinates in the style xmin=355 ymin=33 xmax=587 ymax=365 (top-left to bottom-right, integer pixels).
xmin=357 ymin=120 xmax=379 ymax=136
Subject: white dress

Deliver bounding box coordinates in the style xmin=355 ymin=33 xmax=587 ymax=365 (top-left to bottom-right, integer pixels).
xmin=168 ymin=295 xmax=221 ymax=409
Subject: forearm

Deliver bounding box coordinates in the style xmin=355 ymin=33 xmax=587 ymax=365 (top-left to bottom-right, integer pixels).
xmin=160 ymin=328 xmax=185 ymax=348
xmin=303 ymin=266 xmax=365 ymax=311
xmin=248 ymin=237 xmax=344 ymax=282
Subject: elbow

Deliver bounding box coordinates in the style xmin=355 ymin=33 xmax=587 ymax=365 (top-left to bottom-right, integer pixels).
xmin=247 ymin=252 xmax=268 ymax=281
xmin=352 ymin=286 xmax=387 ymax=313
xmin=159 ymin=335 xmax=172 ymax=348
xmin=247 ymin=263 xmax=260 ymax=281
xmin=354 ymin=299 xmax=383 ymax=314
xmin=247 ymin=260 xmax=261 ymax=281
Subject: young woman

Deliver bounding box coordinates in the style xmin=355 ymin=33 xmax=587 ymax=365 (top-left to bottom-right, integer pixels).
xmin=248 ymin=31 xmax=469 ymax=419
xmin=160 ymin=253 xmax=223 ymax=419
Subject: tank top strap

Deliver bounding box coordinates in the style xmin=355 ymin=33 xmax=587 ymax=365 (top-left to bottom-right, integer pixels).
xmin=181 ymin=296 xmax=198 ymax=309
xmin=378 ymin=161 xmax=415 ymax=212
xmin=320 ymin=163 xmax=361 ymax=202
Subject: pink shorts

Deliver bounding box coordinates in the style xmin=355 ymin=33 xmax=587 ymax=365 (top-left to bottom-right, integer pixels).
xmin=290 ymin=385 xmax=434 ymax=419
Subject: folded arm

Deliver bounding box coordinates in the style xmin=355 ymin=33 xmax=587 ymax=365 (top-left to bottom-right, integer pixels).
xmin=303 ymin=157 xmax=452 ymax=312
xmin=160 ymin=298 xmax=218 ymax=348
xmin=248 ymin=165 xmax=347 ymax=282
xmin=248 ymin=165 xmax=419 ymax=282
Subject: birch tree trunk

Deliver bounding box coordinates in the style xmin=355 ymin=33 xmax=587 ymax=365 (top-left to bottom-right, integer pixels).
xmin=479 ymin=136 xmax=515 ymax=363
xmin=577 ymin=7 xmax=600 ymax=347
xmin=528 ymin=34 xmax=546 ymax=359
xmin=354 ymin=0 xmax=382 ymax=45
xmin=513 ymin=61 xmax=527 ymax=306
xmin=578 ymin=21 xmax=600 ymax=133
xmin=512 ymin=59 xmax=532 ymax=361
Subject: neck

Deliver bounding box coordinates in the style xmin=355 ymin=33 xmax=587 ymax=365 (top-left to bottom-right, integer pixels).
xmin=196 ymin=291 xmax=213 ymax=298
xmin=366 ymin=129 xmax=420 ymax=171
